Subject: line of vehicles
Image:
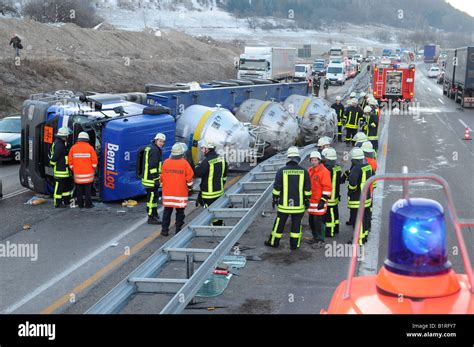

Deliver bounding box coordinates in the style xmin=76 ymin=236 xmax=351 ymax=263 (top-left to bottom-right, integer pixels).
xmin=237 ymin=45 xmax=369 ymax=85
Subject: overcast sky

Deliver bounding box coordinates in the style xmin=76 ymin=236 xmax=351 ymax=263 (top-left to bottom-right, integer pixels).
xmin=445 ymin=0 xmax=474 ymax=16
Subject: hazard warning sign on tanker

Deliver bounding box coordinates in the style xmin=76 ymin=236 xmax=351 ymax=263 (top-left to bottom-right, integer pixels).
xmin=44 ymin=125 xmax=54 ymax=144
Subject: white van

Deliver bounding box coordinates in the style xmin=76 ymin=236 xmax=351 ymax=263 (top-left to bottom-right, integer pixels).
xmin=294 ymin=64 xmax=312 ymax=81
xmin=326 ymin=62 xmax=346 ymax=85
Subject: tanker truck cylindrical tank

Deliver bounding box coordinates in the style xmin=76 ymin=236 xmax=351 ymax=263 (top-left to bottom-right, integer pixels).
xmin=175 ymin=105 xmax=252 ymax=165
xmin=235 ymin=99 xmax=299 ymax=154
xmin=283 ymin=95 xmax=337 ymax=144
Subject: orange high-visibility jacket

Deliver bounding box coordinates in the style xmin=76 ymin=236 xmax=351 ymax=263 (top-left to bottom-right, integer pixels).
xmin=366 ymin=156 xmax=377 ymax=194
xmin=68 ymin=141 xmax=98 ymax=184
xmin=160 ymin=158 xmax=194 ymax=208
xmin=308 ymin=164 xmax=332 ymax=215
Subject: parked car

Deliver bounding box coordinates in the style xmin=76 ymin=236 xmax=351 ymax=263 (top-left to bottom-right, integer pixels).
xmin=0 ymin=115 xmax=21 ymax=162
xmin=428 ymin=66 xmax=441 ymax=78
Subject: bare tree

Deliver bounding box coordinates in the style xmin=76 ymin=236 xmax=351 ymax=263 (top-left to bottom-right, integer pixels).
xmin=23 ymin=0 xmax=102 ymax=28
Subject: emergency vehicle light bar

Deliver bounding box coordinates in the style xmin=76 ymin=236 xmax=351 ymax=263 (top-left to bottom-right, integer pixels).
xmin=343 ymin=169 xmax=474 ymax=299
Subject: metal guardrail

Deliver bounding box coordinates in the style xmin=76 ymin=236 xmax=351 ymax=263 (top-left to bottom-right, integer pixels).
xmin=86 ymin=145 xmax=315 ymax=314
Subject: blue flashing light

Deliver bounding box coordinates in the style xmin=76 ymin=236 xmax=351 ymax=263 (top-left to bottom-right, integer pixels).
xmin=385 ymin=198 xmax=451 ymax=277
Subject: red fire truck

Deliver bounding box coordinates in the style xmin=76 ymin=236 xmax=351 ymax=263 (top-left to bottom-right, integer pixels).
xmin=372 ymin=60 xmax=415 ymax=106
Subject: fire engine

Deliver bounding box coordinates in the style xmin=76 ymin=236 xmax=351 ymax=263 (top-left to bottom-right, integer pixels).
xmin=372 ymin=59 xmax=415 ymax=107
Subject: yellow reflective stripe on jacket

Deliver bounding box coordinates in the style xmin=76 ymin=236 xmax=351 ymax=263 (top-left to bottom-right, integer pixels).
xmin=328 ymin=166 xmax=341 ymax=205
xmin=202 ymin=157 xmax=225 ymax=199
xmin=191 ymin=109 xmax=214 ymax=164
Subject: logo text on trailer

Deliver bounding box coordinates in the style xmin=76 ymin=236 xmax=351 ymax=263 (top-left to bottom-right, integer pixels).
xmin=104 ymin=143 xmax=119 ymax=189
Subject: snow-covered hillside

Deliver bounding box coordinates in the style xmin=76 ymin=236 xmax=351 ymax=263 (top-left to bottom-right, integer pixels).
xmin=95 ymin=1 xmax=404 ymax=55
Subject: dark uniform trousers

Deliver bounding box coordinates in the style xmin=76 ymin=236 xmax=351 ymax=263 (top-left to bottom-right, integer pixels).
xmin=76 ymin=183 xmax=92 ymax=208
xmin=270 ymin=212 xmax=304 ymax=249
xmin=309 ymin=214 xmax=326 ymax=242
xmin=162 ymin=207 xmax=185 ymax=233
xmin=54 ymin=178 xmax=73 ymax=207
xmin=326 ymin=204 xmax=340 ymax=236
xmin=146 ymin=187 xmax=160 ymax=218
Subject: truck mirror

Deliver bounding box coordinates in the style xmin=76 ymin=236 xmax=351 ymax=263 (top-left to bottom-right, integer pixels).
xmin=113 ymin=106 xmax=125 ymax=115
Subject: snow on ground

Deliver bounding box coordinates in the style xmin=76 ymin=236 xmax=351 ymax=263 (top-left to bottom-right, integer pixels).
xmin=97 ymin=6 xmax=404 ymax=55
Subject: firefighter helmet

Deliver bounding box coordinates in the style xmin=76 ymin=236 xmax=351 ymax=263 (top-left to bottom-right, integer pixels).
xmin=336 ymin=95 xmax=342 ymax=101
xmin=78 ymin=132 xmax=90 ymax=141
xmin=361 ymin=141 xmax=374 ymax=153
xmin=350 ymin=147 xmax=365 ymax=160
xmin=353 ymin=132 xmax=368 ymax=143
xmin=364 ymin=106 xmax=372 ymax=113
xmin=154 ymin=133 xmax=166 ymax=141
xmin=323 ymin=147 xmax=337 ymax=160
xmin=56 ymin=127 xmax=70 ymax=137
xmin=310 ymin=151 xmax=322 ymax=160
xmin=171 ymin=143 xmax=184 ymax=156
xmin=287 ymin=146 xmax=300 ymax=158
xmin=317 ymin=136 xmax=332 ymax=147
xmin=200 ymin=139 xmax=215 ymax=149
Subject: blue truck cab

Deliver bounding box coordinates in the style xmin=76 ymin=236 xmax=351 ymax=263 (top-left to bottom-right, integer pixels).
xmin=19 ymin=92 xmax=174 ymax=202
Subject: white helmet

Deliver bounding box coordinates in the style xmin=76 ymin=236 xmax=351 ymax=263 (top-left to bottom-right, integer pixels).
xmin=350 ymin=147 xmax=365 ymax=160
xmin=310 ymin=151 xmax=322 ymax=160
xmin=335 ymin=95 xmax=342 ymax=101
xmin=56 ymin=127 xmax=69 ymax=137
xmin=154 ymin=133 xmax=166 ymax=141
xmin=317 ymin=136 xmax=332 ymax=147
xmin=351 ymin=98 xmax=358 ymax=105
xmin=350 ymin=92 xmax=356 ymax=98
xmin=287 ymin=146 xmax=300 ymax=158
xmin=368 ymin=98 xmax=378 ymax=106
xmin=364 ymin=106 xmax=372 ymax=113
xmin=360 ymin=92 xmax=367 ymax=98
xmin=179 ymin=142 xmax=188 ymax=153
xmin=353 ymin=132 xmax=368 ymax=143
xmin=323 ymin=147 xmax=337 ymax=160
xmin=78 ymin=132 xmax=90 ymax=141
xmin=200 ymin=139 xmax=215 ymax=149
xmin=171 ymin=143 xmax=184 ymax=156
xmin=361 ymin=141 xmax=374 ymax=153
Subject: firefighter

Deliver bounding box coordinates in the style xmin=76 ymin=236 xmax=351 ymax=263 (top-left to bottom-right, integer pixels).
xmin=68 ymin=132 xmax=98 ymax=209
xmin=160 ymin=143 xmax=194 ymax=237
xmin=49 ymin=127 xmax=73 ymax=208
xmin=194 ymin=139 xmax=228 ymax=226
xmin=331 ymin=96 xmax=345 ymax=142
xmin=353 ymin=132 xmax=368 ymax=148
xmin=307 ymin=151 xmax=332 ymax=248
xmin=265 ymin=146 xmax=312 ymax=250
xmin=322 ymin=148 xmax=342 ymax=237
xmin=323 ymin=77 xmax=330 ymax=99
xmin=361 ymin=105 xmax=379 ymax=151
xmin=368 ymin=97 xmax=380 ymax=119
xmin=312 ymin=74 xmax=321 ymax=97
xmin=141 ymin=133 xmax=166 ymax=225
xmin=343 ymin=99 xmax=362 ymax=146
xmin=317 ymin=136 xmax=332 ymax=154
xmin=346 ymin=147 xmax=373 ymax=245
xmin=307 ymin=75 xmax=313 ymax=95
xmin=361 ymin=141 xmax=377 ymax=232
